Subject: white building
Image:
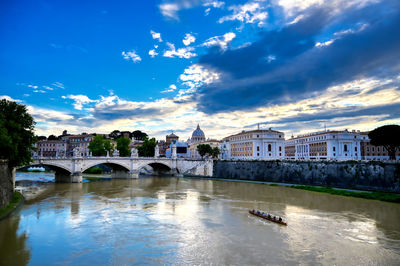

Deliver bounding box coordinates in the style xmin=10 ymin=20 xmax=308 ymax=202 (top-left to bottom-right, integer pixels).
xmin=221 ymin=128 xmax=285 ymax=160
xmin=285 ymin=129 xmax=362 ymax=160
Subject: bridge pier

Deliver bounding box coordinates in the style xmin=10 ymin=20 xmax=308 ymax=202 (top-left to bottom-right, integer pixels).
xmin=111 ymin=170 xmax=139 ymax=179
xmin=55 ymin=172 xmax=82 ymax=183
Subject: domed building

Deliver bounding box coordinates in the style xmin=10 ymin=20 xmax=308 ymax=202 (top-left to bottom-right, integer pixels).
xmin=190 ymin=124 xmax=206 ymax=144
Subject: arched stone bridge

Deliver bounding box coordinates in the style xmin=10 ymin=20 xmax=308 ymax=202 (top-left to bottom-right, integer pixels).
xmin=29 ymin=157 xmax=213 ymax=183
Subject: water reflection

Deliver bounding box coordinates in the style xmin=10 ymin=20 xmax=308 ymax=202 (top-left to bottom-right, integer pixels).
xmin=1 ymin=174 xmax=400 ymax=265
xmin=0 ymin=216 xmax=30 ymax=265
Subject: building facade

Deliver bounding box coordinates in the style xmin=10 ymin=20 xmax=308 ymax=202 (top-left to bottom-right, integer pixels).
xmin=61 ymin=134 xmax=94 ymax=157
xmin=360 ymin=132 xmax=400 ymax=160
xmin=285 ymin=130 xmax=362 ymax=160
xmin=188 ymin=139 xmax=221 ymax=158
xmin=221 ymin=128 xmax=285 ymax=160
xmin=37 ymin=140 xmax=67 ymax=157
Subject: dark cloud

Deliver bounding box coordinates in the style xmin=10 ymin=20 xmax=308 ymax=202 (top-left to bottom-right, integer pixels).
xmin=195 ymin=0 xmax=400 ymax=114
xmin=244 ymin=102 xmax=400 ymax=133
xmin=92 ymin=107 xmax=162 ymax=120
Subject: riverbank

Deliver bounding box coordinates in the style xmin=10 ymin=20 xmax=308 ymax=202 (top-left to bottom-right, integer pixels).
xmin=289 ymin=185 xmax=400 ymax=203
xmin=0 ymin=191 xmax=24 ymax=220
xmin=15 ymin=180 xmax=54 ymax=201
xmin=213 ymin=160 xmax=400 ymax=193
xmin=186 ymin=175 xmax=400 ymax=203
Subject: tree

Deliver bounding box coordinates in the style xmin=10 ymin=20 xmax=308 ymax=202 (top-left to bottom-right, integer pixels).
xmin=37 ymin=136 xmax=47 ymax=141
xmin=109 ymin=130 xmax=121 ymax=140
xmin=88 ymin=135 xmax=107 ymax=156
xmin=211 ymin=147 xmax=220 ymax=158
xmin=116 ymin=137 xmax=131 ymax=157
xmin=369 ymin=125 xmax=400 ymax=160
xmin=132 ymin=130 xmax=148 ymax=140
xmin=197 ymin=144 xmax=213 ymax=158
xmin=137 ymin=138 xmax=157 ymax=157
xmin=0 ymin=99 xmax=36 ymax=168
xmin=104 ymin=139 xmax=114 ymax=155
xmin=48 ymin=135 xmax=58 ymax=140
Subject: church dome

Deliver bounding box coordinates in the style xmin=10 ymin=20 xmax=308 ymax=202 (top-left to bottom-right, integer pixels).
xmin=192 ymin=124 xmax=205 ymax=138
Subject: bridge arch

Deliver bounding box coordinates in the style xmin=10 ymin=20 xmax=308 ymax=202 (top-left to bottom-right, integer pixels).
xmin=21 ymin=162 xmax=72 ymax=174
xmin=81 ymin=161 xmax=130 ymax=173
xmin=137 ymin=162 xmax=176 ymax=175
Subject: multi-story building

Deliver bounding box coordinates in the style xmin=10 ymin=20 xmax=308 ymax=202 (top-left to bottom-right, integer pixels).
xmin=37 ymin=140 xmax=67 ymax=157
xmin=61 ymin=134 xmax=94 ymax=157
xmin=360 ymin=132 xmax=400 ymax=160
xmin=221 ymin=128 xmax=285 ymax=160
xmin=285 ymin=129 xmax=361 ymax=160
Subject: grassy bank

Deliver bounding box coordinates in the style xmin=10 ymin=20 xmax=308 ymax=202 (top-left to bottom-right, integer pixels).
xmin=290 ymin=185 xmax=400 ymax=203
xmin=0 ymin=192 xmax=24 ymax=219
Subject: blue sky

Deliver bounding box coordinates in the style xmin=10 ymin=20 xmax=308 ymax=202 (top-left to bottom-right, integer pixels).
xmin=1 ymin=0 xmax=399 ymax=140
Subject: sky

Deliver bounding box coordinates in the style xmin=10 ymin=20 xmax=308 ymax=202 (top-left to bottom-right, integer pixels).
xmin=1 ymin=0 xmax=399 ymax=140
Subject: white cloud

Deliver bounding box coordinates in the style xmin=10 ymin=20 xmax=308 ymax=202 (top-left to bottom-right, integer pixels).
xmin=150 ymin=30 xmax=163 ymax=42
xmin=122 ymin=50 xmax=142 ymax=63
xmin=183 ymin=33 xmax=196 ymax=46
xmin=42 ymin=86 xmax=54 ymax=91
xmin=163 ymin=42 xmax=197 ymax=59
xmin=161 ymin=84 xmax=178 ymax=93
xmin=204 ymin=7 xmax=211 ymax=16
xmin=179 ymin=64 xmax=221 ymax=94
xmin=0 ymin=95 xmax=22 ymax=102
xmin=202 ymin=32 xmax=236 ymax=50
xmin=159 ymin=3 xmax=181 ymax=20
xmin=33 ymin=90 xmax=46 ymax=93
xmin=149 ymin=49 xmax=159 ymax=58
xmin=203 ymin=0 xmax=225 ymax=8
xmin=52 ymin=82 xmax=65 ymax=89
xmin=218 ymin=1 xmax=268 ymax=27
xmin=28 ymin=84 xmax=38 ymax=89
xmin=62 ymin=94 xmax=97 ymax=110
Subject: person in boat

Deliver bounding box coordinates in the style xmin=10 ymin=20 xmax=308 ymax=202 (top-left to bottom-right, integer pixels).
xmin=257 ymin=211 xmax=260 ymax=215
xmin=252 ymin=209 xmax=255 ymax=213
xmin=278 ymin=217 xmax=282 ymax=222
xmin=262 ymin=212 xmax=266 ymax=217
xmin=267 ymin=214 xmax=271 ymax=219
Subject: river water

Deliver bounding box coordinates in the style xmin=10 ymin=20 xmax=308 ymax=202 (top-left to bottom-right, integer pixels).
xmin=1 ymin=173 xmax=400 ymax=265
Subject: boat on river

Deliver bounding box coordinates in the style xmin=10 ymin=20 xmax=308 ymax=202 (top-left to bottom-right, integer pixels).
xmin=249 ymin=210 xmax=287 ymax=226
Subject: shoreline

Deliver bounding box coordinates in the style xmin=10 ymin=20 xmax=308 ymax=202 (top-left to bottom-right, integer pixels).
xmin=183 ymin=175 xmax=400 ymax=203
xmin=0 ymin=192 xmax=24 ymax=220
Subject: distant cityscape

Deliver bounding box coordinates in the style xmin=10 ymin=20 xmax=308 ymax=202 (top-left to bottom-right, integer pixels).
xmin=35 ymin=125 xmax=400 ymax=161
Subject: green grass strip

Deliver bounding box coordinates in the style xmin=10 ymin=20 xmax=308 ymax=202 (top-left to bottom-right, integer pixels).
xmin=0 ymin=192 xmax=24 ymax=219
xmin=290 ymin=185 xmax=400 ymax=203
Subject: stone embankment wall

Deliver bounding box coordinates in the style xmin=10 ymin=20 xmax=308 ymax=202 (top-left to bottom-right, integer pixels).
xmin=0 ymin=160 xmax=15 ymax=209
xmin=213 ymin=160 xmax=400 ymax=193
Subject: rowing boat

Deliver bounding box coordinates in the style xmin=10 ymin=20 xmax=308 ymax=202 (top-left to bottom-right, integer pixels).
xmin=249 ymin=210 xmax=287 ymax=226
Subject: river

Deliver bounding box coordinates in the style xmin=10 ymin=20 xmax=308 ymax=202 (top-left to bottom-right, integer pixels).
xmin=1 ymin=172 xmax=400 ymax=265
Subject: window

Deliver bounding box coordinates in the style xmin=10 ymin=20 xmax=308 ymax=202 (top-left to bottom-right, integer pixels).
xmin=257 ymin=153 xmax=259 ymax=156
xmin=355 ymin=147 xmax=357 ymax=152
xmin=344 ymin=144 xmax=348 ymax=152
xmin=372 ymin=147 xmax=375 ymax=152
xmin=257 ymin=146 xmax=260 ymax=151
xmin=257 ymin=135 xmax=259 ymax=138
xmin=333 ymin=147 xmax=336 ymax=152
xmin=279 ymin=146 xmax=282 ymax=151
xmin=268 ymin=144 xmax=272 ymax=152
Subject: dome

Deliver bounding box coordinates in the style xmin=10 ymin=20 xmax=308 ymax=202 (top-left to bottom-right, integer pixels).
xmin=192 ymin=124 xmax=205 ymax=137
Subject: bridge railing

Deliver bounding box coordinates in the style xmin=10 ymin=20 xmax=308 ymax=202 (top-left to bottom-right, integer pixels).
xmin=33 ymin=155 xmax=208 ymax=161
